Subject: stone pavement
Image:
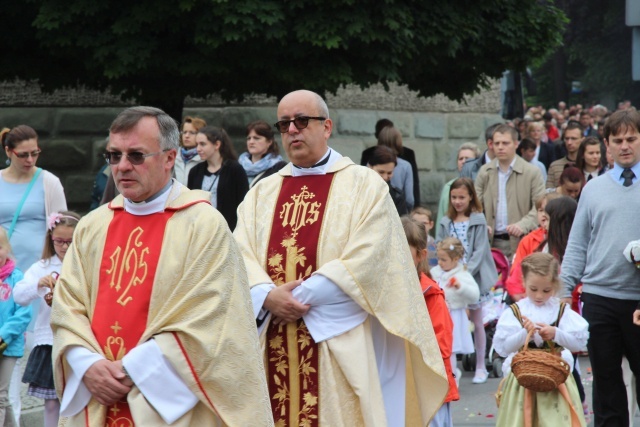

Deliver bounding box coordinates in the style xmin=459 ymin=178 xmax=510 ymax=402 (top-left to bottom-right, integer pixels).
xmin=17 ymin=349 xmax=44 ymax=427
xmin=15 ymin=353 xmax=640 ymax=426
xmin=451 ymin=355 xmax=640 ymax=427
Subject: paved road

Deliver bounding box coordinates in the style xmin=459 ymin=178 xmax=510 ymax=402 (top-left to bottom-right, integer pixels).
xmin=452 ymin=355 xmax=596 ymax=426
xmin=16 ymin=352 xmax=640 ymax=426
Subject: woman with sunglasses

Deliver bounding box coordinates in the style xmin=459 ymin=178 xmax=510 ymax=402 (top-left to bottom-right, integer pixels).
xmin=187 ymin=126 xmax=248 ymax=231
xmin=0 ymin=125 xmax=66 ymax=426
xmin=1 ymin=126 xmax=67 ymax=272
xmin=174 ymin=116 xmax=207 ymax=185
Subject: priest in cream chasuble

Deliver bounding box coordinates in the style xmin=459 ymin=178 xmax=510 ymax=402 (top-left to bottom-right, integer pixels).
xmin=234 ymin=90 xmax=448 ymax=427
xmin=51 ymin=107 xmax=272 ymax=427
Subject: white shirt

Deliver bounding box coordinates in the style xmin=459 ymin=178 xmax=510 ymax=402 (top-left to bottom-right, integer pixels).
xmin=493 ymin=297 xmax=588 ymax=377
xmin=13 ymin=256 xmax=62 ymax=346
xmin=495 ymin=158 xmax=516 ymax=234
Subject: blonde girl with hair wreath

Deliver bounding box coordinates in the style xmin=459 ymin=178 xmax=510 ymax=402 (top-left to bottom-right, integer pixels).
xmin=13 ymin=211 xmax=81 ymax=427
xmin=0 ymin=226 xmax=32 ymax=426
xmin=431 ymin=237 xmax=480 ymax=386
xmin=494 ymin=253 xmax=588 ymax=426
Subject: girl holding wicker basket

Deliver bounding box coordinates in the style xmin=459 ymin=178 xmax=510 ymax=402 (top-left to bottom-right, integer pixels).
xmin=494 ymin=253 xmax=588 ymax=426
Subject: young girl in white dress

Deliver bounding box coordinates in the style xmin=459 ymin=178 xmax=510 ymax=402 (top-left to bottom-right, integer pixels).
xmin=13 ymin=212 xmax=81 ymax=427
xmin=494 ymin=252 xmax=588 ymax=426
xmin=430 ymin=237 xmax=480 ymax=384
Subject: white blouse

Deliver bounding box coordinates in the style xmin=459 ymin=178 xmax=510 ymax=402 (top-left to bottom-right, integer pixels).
xmin=493 ymin=297 xmax=589 ymax=377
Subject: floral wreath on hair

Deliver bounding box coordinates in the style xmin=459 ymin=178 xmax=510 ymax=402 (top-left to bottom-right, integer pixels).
xmin=47 ymin=213 xmax=77 ymax=231
xmin=623 ymin=240 xmax=640 ymax=269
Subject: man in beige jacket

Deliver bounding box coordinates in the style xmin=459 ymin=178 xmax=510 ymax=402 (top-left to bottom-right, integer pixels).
xmin=475 ymin=124 xmax=545 ymax=259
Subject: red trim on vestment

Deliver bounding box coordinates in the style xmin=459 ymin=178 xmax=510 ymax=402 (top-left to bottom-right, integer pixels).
xmin=172 ymin=332 xmax=220 ymax=418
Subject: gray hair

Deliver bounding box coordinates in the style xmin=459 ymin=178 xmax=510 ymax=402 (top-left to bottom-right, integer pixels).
xmin=458 ymin=142 xmax=480 ymax=158
xmin=109 ymin=106 xmax=179 ymax=151
xmin=313 ymin=92 xmax=330 ymax=119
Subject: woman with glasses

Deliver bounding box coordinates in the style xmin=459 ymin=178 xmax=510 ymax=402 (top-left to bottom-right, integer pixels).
xmin=239 ymin=120 xmax=286 ymax=188
xmin=173 ymin=116 xmax=206 ymax=185
xmin=0 ymin=125 xmax=66 ymax=426
xmin=0 ymin=126 xmax=67 ymax=272
xmin=187 ymin=126 xmax=248 ymax=231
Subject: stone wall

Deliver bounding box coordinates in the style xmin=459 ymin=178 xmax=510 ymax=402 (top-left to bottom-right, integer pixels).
xmin=1 ymin=79 xmax=500 ymax=113
xmin=0 ymin=106 xmax=502 ymax=214
xmin=0 ymin=81 xmax=503 ymax=214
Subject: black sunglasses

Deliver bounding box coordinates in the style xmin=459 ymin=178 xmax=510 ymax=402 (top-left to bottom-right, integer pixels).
xmin=273 ymin=116 xmax=326 ymax=133
xmin=103 ymin=149 xmax=170 ymax=165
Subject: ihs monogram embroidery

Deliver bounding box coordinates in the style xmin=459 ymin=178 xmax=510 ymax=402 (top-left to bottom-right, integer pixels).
xmin=106 ymin=226 xmax=149 ymax=306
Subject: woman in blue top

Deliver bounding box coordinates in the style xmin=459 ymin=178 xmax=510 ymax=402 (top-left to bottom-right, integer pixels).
xmin=0 ymin=126 xmax=67 ymax=272
xmin=0 ymin=227 xmax=32 ymax=426
xmin=1 ymin=125 xmax=66 ymax=424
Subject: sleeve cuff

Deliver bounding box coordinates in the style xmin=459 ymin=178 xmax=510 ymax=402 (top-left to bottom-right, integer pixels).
xmin=123 ymin=340 xmax=198 ymax=424
xmin=60 ymin=347 xmax=105 ymax=417
xmin=250 ymin=283 xmax=276 ymax=319
xmin=293 ymin=274 xmax=367 ymax=343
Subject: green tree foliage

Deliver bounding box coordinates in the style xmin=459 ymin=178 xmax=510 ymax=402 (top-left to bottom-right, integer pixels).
xmin=529 ymin=0 xmax=640 ymax=108
xmin=1 ymin=0 xmax=566 ymax=119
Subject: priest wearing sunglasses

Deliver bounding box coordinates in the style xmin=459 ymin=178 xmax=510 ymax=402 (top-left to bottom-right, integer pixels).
xmin=50 ymin=106 xmax=272 ymax=426
xmin=234 ymin=90 xmax=448 ymax=426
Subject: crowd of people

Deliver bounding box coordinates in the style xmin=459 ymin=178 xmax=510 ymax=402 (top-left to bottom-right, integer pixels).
xmin=0 ymin=94 xmax=639 ymax=427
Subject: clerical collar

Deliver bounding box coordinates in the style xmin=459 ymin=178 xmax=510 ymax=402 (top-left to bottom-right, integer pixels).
xmin=293 ymin=149 xmax=331 ymax=169
xmin=124 ymin=180 xmax=173 ymax=215
xmin=290 ymin=149 xmax=342 ymax=177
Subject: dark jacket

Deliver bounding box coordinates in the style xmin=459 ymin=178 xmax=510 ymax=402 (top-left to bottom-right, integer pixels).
xmin=389 ymin=183 xmax=408 ymax=216
xmin=361 ymin=146 xmax=420 ymax=206
xmin=187 ymin=160 xmax=248 ymax=231
xmin=536 ymin=142 xmax=557 ymax=171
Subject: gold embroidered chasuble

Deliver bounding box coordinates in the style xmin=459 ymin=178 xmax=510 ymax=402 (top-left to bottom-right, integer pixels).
xmin=234 ymin=158 xmax=449 ymax=426
xmin=52 ymin=185 xmax=273 ymax=427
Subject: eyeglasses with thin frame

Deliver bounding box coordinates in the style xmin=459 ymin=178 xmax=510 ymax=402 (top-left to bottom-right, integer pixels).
xmin=11 ymin=149 xmax=41 ymax=159
xmin=52 ymin=238 xmax=73 ymax=247
xmin=103 ymin=149 xmax=170 ymax=165
xmin=273 ymin=116 xmax=326 ymax=133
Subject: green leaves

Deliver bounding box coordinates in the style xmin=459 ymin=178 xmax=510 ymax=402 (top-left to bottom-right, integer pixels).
xmin=2 ymin=0 xmax=567 ymax=113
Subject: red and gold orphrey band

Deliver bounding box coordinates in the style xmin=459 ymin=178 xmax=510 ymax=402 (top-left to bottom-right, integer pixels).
xmin=266 ymin=174 xmax=335 ymax=427
xmin=91 ymin=210 xmax=174 ymax=427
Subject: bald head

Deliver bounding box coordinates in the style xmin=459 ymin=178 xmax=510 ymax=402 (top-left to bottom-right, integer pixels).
xmin=279 ymin=90 xmax=330 ymax=119
xmin=277 ymin=90 xmax=333 ymax=168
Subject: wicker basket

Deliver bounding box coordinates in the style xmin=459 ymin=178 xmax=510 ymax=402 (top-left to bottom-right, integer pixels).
xmin=511 ymin=328 xmax=570 ymax=392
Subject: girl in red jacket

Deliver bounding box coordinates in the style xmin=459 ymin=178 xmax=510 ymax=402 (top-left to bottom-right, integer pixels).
xmin=402 ymin=217 xmax=458 ymax=427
